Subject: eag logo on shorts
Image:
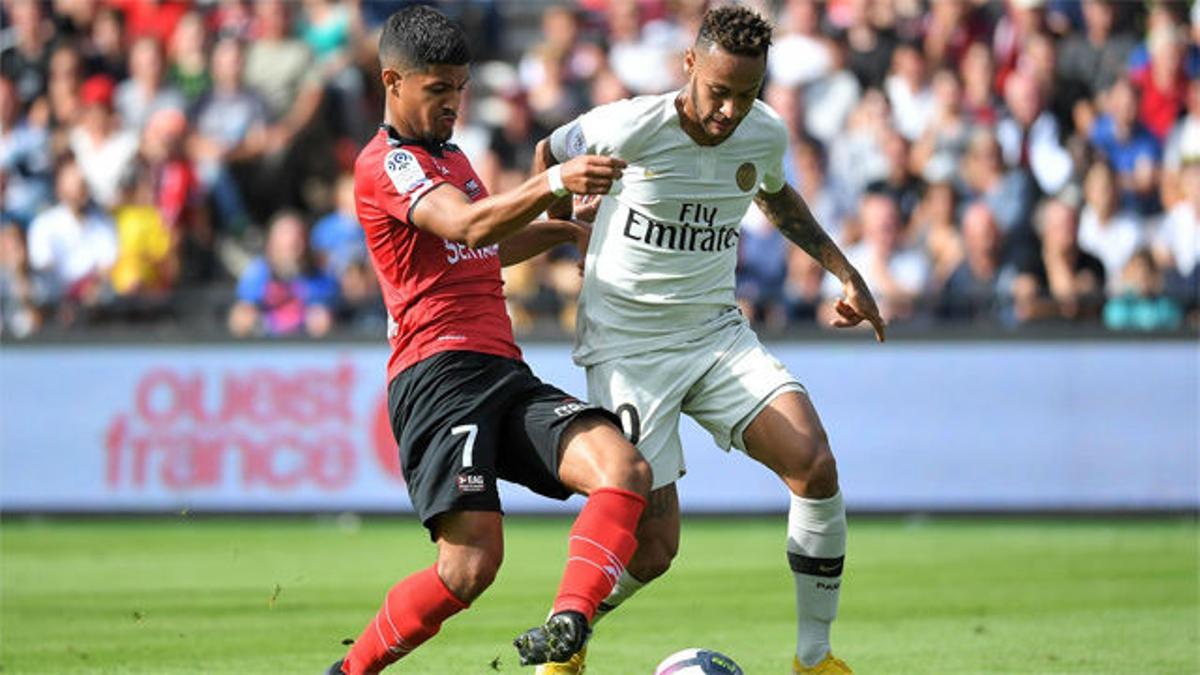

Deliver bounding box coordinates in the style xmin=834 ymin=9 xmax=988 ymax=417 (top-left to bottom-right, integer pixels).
xmin=456 ymin=470 xmax=487 ymax=494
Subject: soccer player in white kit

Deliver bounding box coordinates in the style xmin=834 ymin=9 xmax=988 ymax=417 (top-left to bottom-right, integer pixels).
xmin=530 ymin=6 xmax=886 ymax=674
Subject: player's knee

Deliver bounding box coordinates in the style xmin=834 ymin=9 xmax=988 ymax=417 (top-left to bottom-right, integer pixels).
xmin=792 ymin=446 xmax=839 ymax=498
xmin=617 ymin=454 xmax=653 ymax=498
xmin=438 ymin=547 xmax=502 ymax=603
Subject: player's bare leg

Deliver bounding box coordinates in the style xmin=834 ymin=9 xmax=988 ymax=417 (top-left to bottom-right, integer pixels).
xmin=597 ymin=484 xmax=680 ymax=619
xmin=338 ymin=512 xmax=501 ymax=674
xmin=742 ymin=390 xmax=851 ymax=674
xmin=514 ymin=416 xmax=651 ymax=665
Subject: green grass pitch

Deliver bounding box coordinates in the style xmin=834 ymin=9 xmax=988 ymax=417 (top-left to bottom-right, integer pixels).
xmin=1 ymin=516 xmax=1196 ymax=674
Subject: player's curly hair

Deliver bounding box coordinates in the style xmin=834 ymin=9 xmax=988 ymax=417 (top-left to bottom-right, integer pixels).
xmin=695 ymin=5 xmax=773 ymax=59
xmin=379 ymin=5 xmax=470 ymax=71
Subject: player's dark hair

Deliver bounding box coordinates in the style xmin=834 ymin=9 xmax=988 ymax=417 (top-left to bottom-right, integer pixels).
xmin=695 ymin=5 xmax=773 ymax=59
xmin=378 ymin=5 xmax=470 ymax=71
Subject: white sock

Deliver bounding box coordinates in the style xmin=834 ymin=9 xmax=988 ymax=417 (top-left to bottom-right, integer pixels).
xmin=787 ymin=490 xmax=847 ymax=667
xmin=592 ymin=569 xmax=645 ymax=624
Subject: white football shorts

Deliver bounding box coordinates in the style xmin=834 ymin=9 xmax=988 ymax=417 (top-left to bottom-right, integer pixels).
xmin=585 ymin=318 xmax=806 ymax=490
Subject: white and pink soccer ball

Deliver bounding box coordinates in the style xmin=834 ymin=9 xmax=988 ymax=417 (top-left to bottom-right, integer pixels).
xmin=654 ymin=648 xmax=744 ymax=675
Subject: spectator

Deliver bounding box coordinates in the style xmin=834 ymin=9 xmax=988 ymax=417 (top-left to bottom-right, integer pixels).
xmin=482 ymin=92 xmax=542 ymax=194
xmin=82 ymin=6 xmax=128 ymax=83
xmin=870 ymin=129 xmax=923 ymax=226
xmin=1153 ymin=161 xmax=1199 ymax=312
xmin=1089 ymin=78 xmax=1162 ymax=214
xmin=110 ymin=0 xmax=190 ymax=45
xmin=0 ymin=220 xmax=49 ymax=338
xmin=996 ymin=69 xmax=1074 ymax=196
xmin=1130 ymin=25 xmax=1188 ymax=143
xmin=844 ymin=0 xmax=898 ymax=90
xmin=959 ymin=41 xmax=999 ymax=127
xmin=188 ymin=37 xmax=268 ymax=234
xmin=518 ymin=5 xmax=597 ymax=91
xmin=1012 ymin=197 xmax=1106 ymax=323
xmin=241 ymin=0 xmax=327 ymax=217
xmin=110 ymin=164 xmax=176 ymax=298
xmin=0 ymin=75 xmax=52 ymax=227
xmin=300 ymin=0 xmax=369 ymax=143
xmin=167 ymin=12 xmax=212 ymax=105
xmin=1103 ymin=248 xmax=1183 ymax=331
xmin=26 ymin=158 xmax=118 ymax=311
xmin=244 ymin=0 xmax=319 ymax=121
xmin=1056 ymin=0 xmax=1136 ymax=101
xmin=792 ymin=137 xmax=854 ymax=244
xmin=606 ymin=0 xmax=687 ymax=95
xmin=115 ymin=37 xmax=187 ymax=133
xmin=1017 ymin=31 xmax=1074 ymax=130
xmin=310 ymin=172 xmax=364 ymax=278
xmin=68 ymin=75 xmax=139 ymax=210
xmin=821 ymin=193 xmax=930 ymax=323
xmin=1078 ymin=160 xmax=1146 ymax=292
xmin=801 ymin=36 xmax=862 ymax=145
xmin=1162 ymin=80 xmax=1200 ymax=207
xmin=910 ymin=68 xmax=972 ymax=185
xmin=142 ymin=107 xmax=211 ymax=285
xmin=958 ymin=128 xmax=1036 ymax=244
xmin=938 ymin=202 xmax=1019 ymax=323
xmin=921 ymin=0 xmax=988 ymax=70
xmin=769 ymin=0 xmax=832 ymax=88
xmin=44 ymin=43 xmax=83 ymax=154
xmin=737 ymin=203 xmax=789 ymax=330
xmin=525 ymin=46 xmax=588 ymax=133
xmin=908 ymin=180 xmax=964 ymax=292
xmin=228 ymin=211 xmax=336 ymax=338
xmin=828 ymin=88 xmax=892 ymax=201
xmin=993 ymin=0 xmax=1046 ymax=93
xmin=885 ymin=42 xmax=935 ymax=141
xmin=0 ymin=0 xmax=52 ymax=110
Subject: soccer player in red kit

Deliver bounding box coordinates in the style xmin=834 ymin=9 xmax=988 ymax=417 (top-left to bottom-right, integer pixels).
xmin=326 ymin=6 xmax=649 ymax=674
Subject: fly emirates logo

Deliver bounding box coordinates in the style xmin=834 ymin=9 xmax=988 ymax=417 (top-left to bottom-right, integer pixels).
xmin=444 ymin=239 xmax=499 ymax=265
xmin=621 ymin=202 xmax=738 ymax=253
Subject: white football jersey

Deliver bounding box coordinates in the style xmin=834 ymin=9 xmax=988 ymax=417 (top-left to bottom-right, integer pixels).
xmin=550 ymin=92 xmax=788 ymax=365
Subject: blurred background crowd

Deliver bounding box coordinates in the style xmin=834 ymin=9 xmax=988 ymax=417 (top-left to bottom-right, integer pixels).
xmin=1 ymin=0 xmax=1197 ymax=340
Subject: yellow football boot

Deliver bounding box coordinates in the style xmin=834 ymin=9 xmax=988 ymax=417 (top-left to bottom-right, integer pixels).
xmin=793 ymin=653 xmax=853 ymax=674
xmin=534 ymin=647 xmax=586 ymax=674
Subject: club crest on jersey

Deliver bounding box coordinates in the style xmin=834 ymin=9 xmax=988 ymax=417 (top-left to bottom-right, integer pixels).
xmin=565 ymin=123 xmax=588 ymax=157
xmin=736 ymin=162 xmax=757 ymax=192
xmin=385 ymin=149 xmax=430 ymax=196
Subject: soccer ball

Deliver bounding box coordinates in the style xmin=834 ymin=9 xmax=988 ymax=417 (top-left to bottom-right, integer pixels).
xmin=654 ymin=648 xmax=744 ymax=675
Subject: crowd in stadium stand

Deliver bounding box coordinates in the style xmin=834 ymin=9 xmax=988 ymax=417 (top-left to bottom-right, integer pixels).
xmin=1 ymin=0 xmax=1197 ymax=340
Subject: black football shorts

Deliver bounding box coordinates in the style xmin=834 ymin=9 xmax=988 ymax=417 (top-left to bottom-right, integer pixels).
xmin=387 ymin=350 xmax=619 ymax=537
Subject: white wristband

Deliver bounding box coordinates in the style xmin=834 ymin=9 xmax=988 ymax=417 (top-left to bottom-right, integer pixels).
xmin=546 ymin=164 xmax=569 ymax=197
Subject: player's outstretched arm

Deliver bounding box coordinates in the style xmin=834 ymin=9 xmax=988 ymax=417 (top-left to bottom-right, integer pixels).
xmin=498 ymin=219 xmax=590 ymax=267
xmin=755 ymin=185 xmax=887 ymax=342
xmin=410 ymin=155 xmax=625 ymax=249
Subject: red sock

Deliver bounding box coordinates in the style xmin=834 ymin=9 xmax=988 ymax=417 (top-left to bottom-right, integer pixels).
xmin=342 ymin=565 xmax=468 ymax=675
xmin=552 ymin=486 xmax=645 ymax=621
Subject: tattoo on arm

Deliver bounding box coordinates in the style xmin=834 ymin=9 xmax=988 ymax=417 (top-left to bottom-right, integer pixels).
xmin=754 ymin=185 xmax=853 ymax=282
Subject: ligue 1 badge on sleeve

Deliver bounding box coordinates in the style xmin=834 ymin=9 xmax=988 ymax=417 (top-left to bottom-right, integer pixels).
xmin=735 ymin=162 xmax=756 ymax=192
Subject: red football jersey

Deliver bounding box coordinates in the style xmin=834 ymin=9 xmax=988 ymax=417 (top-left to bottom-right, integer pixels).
xmin=355 ymin=126 xmax=521 ymax=381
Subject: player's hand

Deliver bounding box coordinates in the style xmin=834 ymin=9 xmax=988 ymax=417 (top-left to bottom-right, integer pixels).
xmin=831 ymin=274 xmax=887 ymax=342
xmin=559 ymin=155 xmax=626 ymax=194
xmin=573 ymin=194 xmax=602 ymax=223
